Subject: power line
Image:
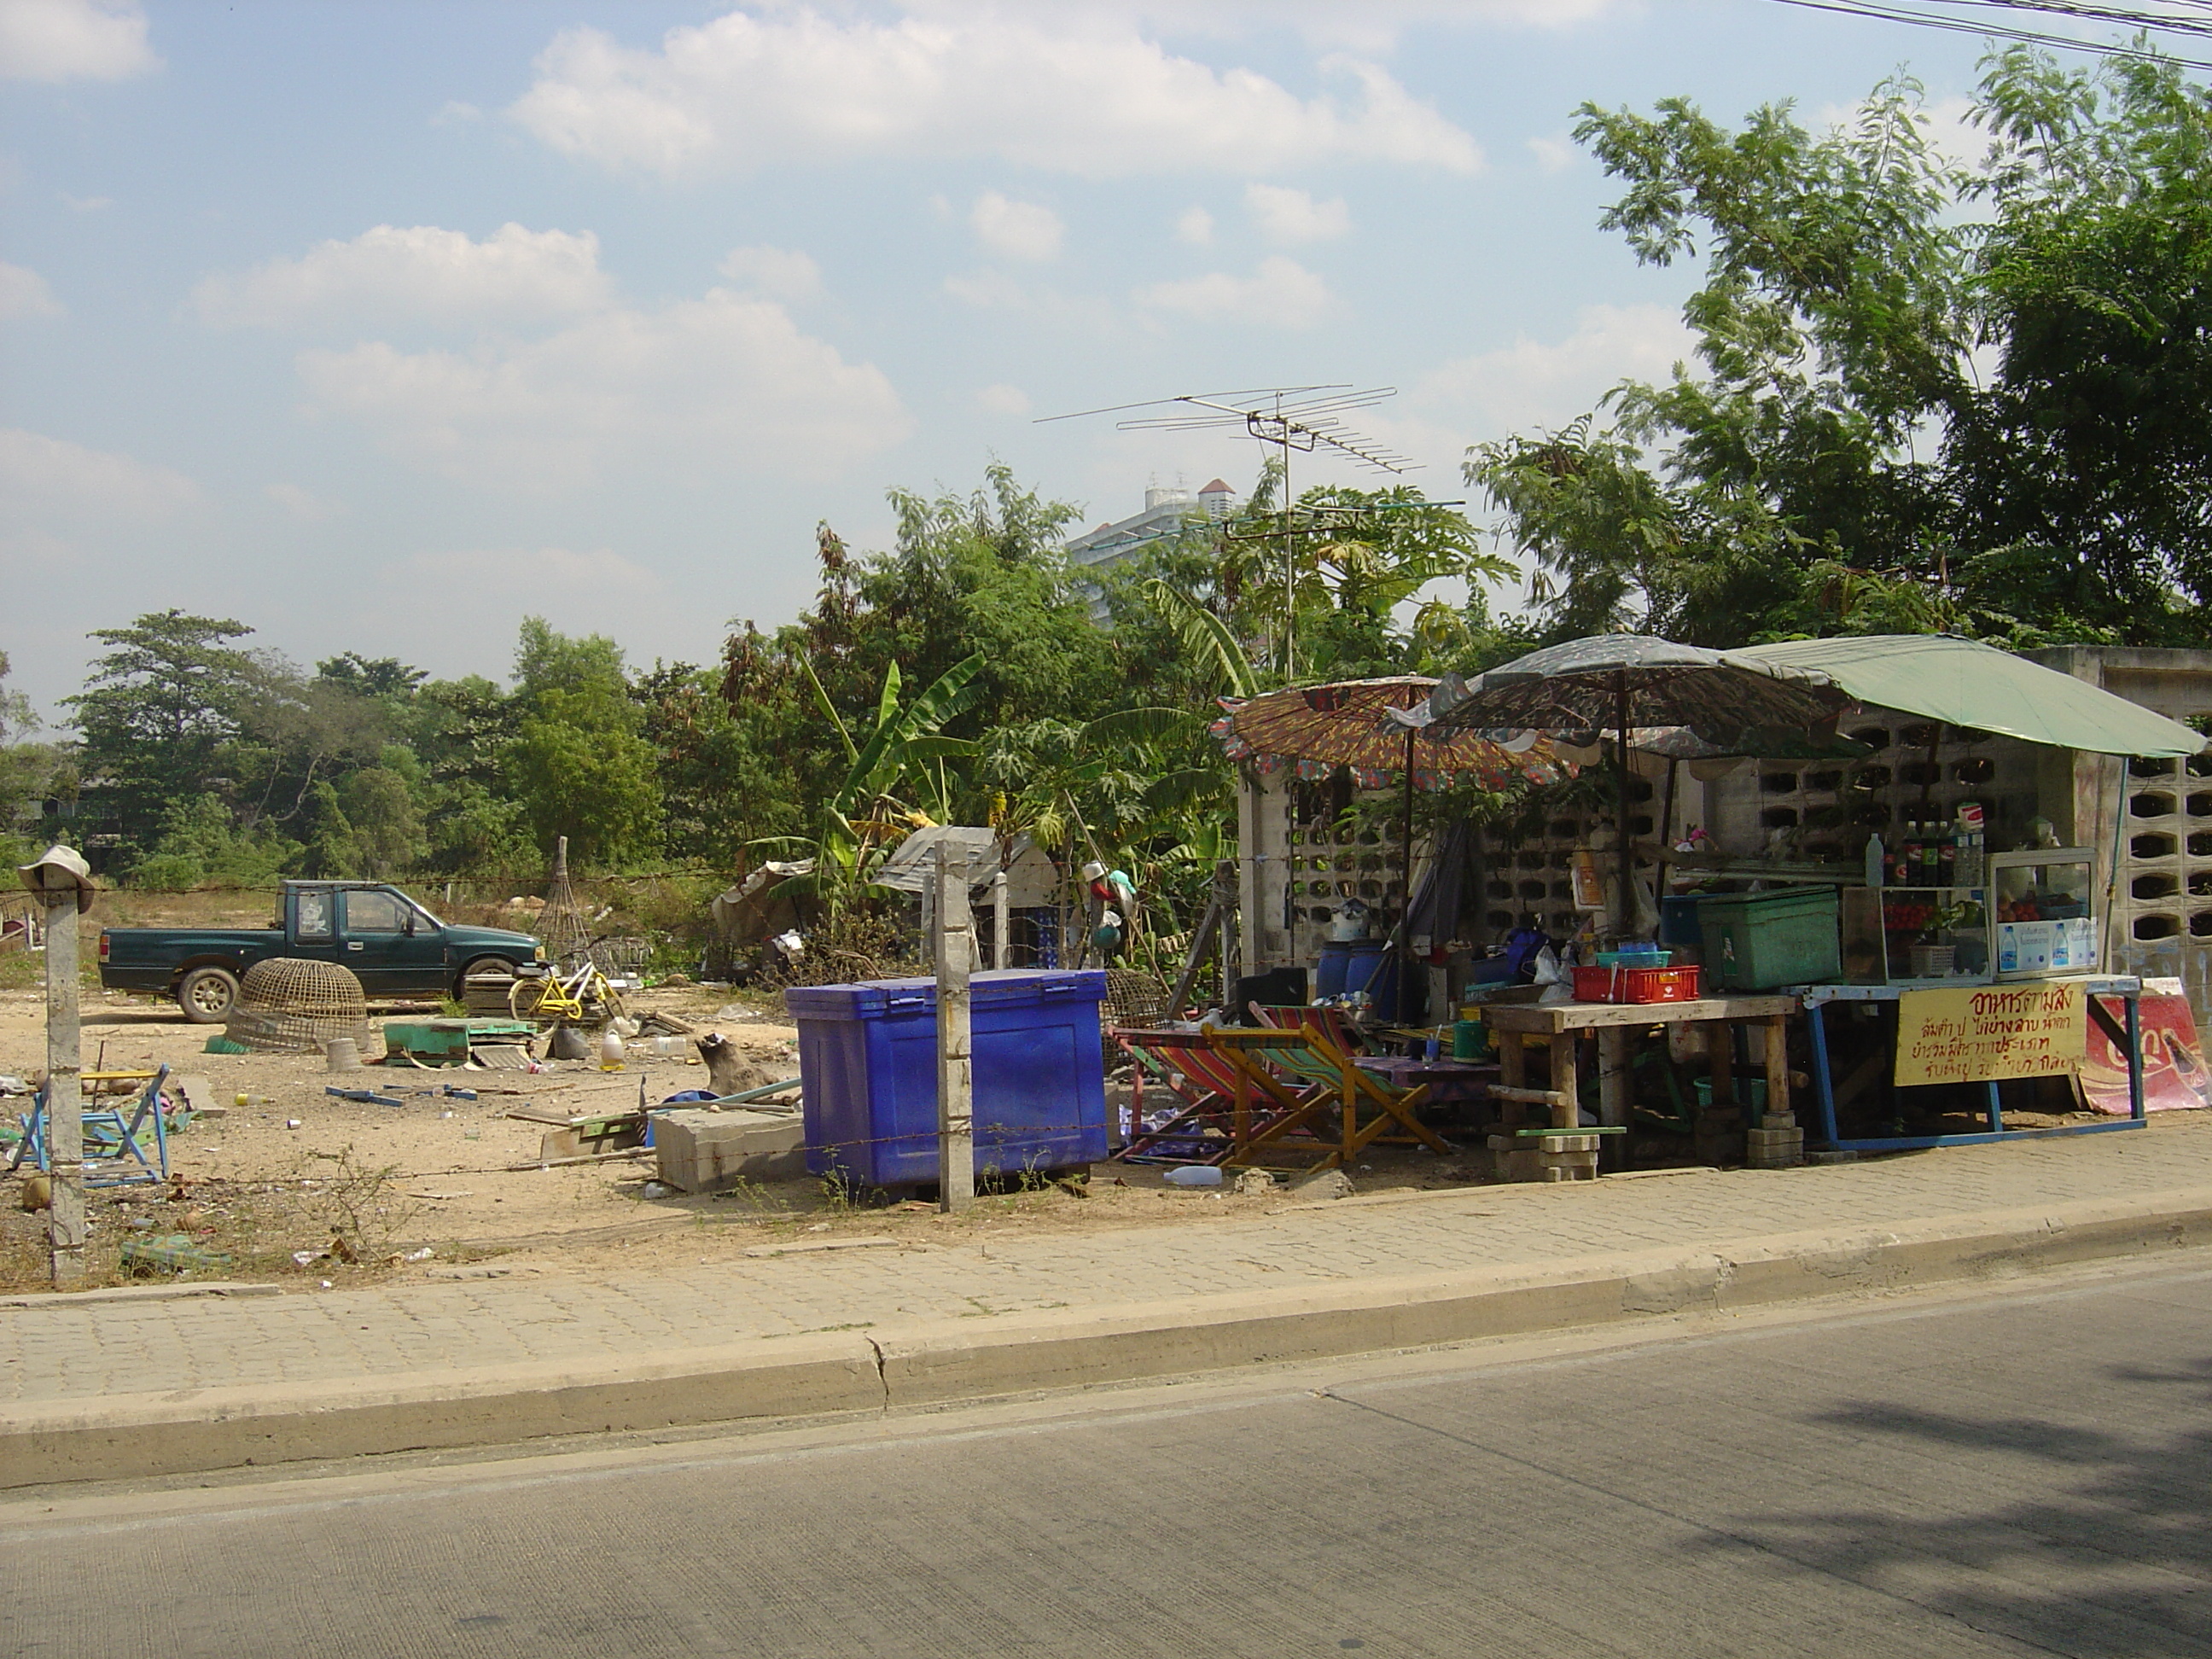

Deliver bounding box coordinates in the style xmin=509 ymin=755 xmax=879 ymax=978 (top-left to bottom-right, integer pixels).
xmin=1759 ymin=0 xmax=2212 ymax=70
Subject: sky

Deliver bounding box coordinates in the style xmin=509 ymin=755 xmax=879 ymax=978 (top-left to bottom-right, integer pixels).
xmin=0 ymin=0 xmax=2016 ymax=719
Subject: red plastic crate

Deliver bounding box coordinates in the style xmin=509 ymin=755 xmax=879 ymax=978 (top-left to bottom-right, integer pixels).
xmin=1571 ymin=963 xmax=1703 ymax=1004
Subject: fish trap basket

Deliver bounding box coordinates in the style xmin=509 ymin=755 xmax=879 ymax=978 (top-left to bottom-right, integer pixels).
xmin=1102 ymin=969 xmax=1173 ymax=1067
xmin=224 ymin=958 xmax=377 ymax=1055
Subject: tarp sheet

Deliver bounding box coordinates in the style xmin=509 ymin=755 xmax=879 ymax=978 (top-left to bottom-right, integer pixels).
xmin=1732 ymin=635 xmax=2204 ymax=758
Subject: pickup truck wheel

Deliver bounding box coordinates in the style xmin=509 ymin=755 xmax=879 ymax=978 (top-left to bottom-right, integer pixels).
xmin=177 ymin=965 xmax=240 ymax=1024
xmin=456 ymin=957 xmax=517 ymax=1003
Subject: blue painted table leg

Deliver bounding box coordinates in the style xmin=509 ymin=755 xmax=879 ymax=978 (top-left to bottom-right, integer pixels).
xmin=1808 ymin=1001 xmax=1841 ymax=1147
xmin=1986 ymin=1080 xmax=2004 ymax=1133
xmin=2127 ymin=992 xmax=2145 ymax=1121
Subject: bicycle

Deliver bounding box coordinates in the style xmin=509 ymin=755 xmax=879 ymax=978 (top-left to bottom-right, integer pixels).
xmin=509 ymin=958 xmax=627 ymax=1026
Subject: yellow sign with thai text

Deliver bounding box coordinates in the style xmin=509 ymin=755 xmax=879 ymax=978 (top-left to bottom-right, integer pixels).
xmin=1895 ymin=983 xmax=2085 ymax=1087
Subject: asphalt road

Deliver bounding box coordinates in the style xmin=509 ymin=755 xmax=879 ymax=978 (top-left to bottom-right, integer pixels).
xmin=4 ymin=1260 xmax=2209 ymax=1658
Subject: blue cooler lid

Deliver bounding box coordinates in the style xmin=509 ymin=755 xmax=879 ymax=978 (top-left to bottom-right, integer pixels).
xmin=784 ymin=970 xmax=1106 ymax=1020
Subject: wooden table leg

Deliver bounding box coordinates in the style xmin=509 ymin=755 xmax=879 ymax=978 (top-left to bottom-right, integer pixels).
xmin=1598 ymin=1025 xmax=1631 ymax=1171
xmin=1763 ymin=1014 xmax=1790 ymax=1127
xmin=1499 ymin=1032 xmax=1528 ymax=1132
xmin=1549 ymin=1030 xmax=1580 ymax=1130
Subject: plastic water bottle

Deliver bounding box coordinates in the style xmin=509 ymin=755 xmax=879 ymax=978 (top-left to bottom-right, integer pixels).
xmin=1164 ymin=1165 xmax=1223 ymax=1187
xmin=1864 ymin=833 xmax=1884 ymax=890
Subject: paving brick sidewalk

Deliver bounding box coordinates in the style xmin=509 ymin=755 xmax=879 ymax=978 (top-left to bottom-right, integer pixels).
xmin=9 ymin=1119 xmax=2212 ymax=1407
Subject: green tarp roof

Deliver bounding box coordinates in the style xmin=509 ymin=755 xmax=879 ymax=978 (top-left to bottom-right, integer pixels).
xmin=1731 ymin=635 xmax=2204 ymax=758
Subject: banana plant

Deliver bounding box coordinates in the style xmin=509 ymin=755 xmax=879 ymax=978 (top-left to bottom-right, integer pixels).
xmin=750 ymin=653 xmax=984 ymax=912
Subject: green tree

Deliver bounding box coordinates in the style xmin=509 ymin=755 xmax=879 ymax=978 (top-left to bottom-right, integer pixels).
xmin=1949 ymin=48 xmax=2212 ymax=640
xmin=505 ymin=619 xmax=661 ymax=865
xmin=1472 ymin=53 xmax=2212 ymax=649
xmin=65 ymin=611 xmax=266 ymax=855
xmin=0 ymin=651 xmax=65 ymax=860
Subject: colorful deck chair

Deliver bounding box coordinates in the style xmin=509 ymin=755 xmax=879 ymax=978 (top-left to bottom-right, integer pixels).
xmin=1210 ymin=1024 xmax=1453 ymax=1170
xmin=1114 ymin=1027 xmax=1319 ymax=1166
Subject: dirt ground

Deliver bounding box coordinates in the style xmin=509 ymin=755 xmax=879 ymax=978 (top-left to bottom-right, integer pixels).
xmin=0 ymin=975 xmax=1487 ymax=1295
xmin=2 ymin=900 xmax=2173 ymax=1293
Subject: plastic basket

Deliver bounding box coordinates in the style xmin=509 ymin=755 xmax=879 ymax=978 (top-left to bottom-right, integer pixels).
xmin=1571 ymin=963 xmax=1703 ymax=1004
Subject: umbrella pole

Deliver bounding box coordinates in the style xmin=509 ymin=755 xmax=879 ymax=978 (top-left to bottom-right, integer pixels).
xmin=1615 ymin=672 xmax=1635 ymax=940
xmin=1400 ymin=727 xmax=1416 ymax=1024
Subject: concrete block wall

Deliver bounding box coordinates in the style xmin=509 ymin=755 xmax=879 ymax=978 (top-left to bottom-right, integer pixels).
xmin=2033 ymin=649 xmax=2212 ymax=1026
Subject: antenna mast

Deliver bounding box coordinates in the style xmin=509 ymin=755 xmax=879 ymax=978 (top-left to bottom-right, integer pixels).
xmin=1039 ymin=385 xmax=1417 ymax=678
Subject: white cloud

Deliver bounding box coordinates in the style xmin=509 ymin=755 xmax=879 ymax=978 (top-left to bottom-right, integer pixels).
xmin=511 ymin=11 xmax=1480 ymax=178
xmin=717 ymin=244 xmax=821 ymax=300
xmin=195 ymin=224 xmax=615 ymax=330
xmin=388 ymin=544 xmax=663 ymax=597
xmin=1243 ymin=183 xmax=1349 ymax=243
xmin=263 ymin=482 xmax=336 ymax=521
xmin=1175 ymin=205 xmax=1215 ymax=246
xmin=295 ymin=288 xmax=911 ymax=491
xmin=0 ymin=427 xmax=201 ymax=521
xmin=909 ymin=0 xmax=1627 ymax=53
xmin=970 ymin=192 xmax=1063 ymax=262
xmin=1527 ymin=135 xmax=1577 ymax=173
xmin=0 ymin=259 xmax=61 ymax=318
xmin=0 ymin=0 xmax=157 ymax=83
xmin=975 ymin=382 xmax=1031 ymax=416
xmin=1136 ymin=255 xmax=1329 ymax=329
xmin=1414 ymin=302 xmax=1694 ymax=437
xmin=60 ymin=191 xmax=111 ymax=212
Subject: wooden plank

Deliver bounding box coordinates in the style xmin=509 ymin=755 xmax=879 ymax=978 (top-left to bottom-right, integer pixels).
xmin=1548 ymin=1028 xmax=1580 ymax=1131
xmin=1483 ymin=995 xmax=1798 ymax=1034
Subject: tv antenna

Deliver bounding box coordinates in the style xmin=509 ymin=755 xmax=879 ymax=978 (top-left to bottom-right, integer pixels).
xmin=1039 ymin=385 xmax=1419 ymax=677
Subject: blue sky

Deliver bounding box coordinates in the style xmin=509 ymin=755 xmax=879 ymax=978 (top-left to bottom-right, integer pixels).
xmin=0 ymin=0 xmax=2011 ymax=716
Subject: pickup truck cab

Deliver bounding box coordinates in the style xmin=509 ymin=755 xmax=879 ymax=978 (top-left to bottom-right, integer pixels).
xmin=99 ymin=881 xmax=544 ymax=1022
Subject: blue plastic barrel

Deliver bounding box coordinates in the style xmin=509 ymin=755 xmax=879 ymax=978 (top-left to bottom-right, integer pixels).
xmin=786 ymin=970 xmax=1109 ymax=1189
xmin=1315 ymin=940 xmax=1356 ymax=998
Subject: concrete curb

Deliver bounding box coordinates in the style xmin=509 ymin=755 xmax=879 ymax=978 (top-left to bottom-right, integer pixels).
xmin=9 ymin=1185 xmax=2212 ymax=1487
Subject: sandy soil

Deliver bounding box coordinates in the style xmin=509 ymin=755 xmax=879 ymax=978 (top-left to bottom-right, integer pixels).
xmin=0 ymin=980 xmax=1485 ymax=1293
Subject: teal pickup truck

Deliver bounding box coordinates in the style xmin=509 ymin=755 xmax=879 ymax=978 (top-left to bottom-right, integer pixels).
xmin=99 ymin=881 xmax=544 ymax=1022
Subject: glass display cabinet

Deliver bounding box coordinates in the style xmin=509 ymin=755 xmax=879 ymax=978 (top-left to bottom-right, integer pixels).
xmin=1990 ymin=847 xmax=2099 ymax=979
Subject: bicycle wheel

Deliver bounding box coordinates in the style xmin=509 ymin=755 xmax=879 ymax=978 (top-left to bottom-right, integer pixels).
xmin=589 ymin=979 xmax=627 ymax=1024
xmin=509 ymin=975 xmax=562 ymax=1022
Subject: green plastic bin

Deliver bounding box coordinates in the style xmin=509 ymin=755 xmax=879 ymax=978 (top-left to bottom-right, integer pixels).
xmin=1694 ymin=888 xmax=1841 ymax=990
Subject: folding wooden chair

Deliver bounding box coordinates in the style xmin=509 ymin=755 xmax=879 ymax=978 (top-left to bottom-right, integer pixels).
xmin=1115 ymin=1028 xmax=1318 ymax=1166
xmin=1212 ymin=1024 xmax=1453 ymax=1170
xmin=1249 ymin=1003 xmax=1370 ymax=1056
xmin=10 ymin=1064 xmax=172 ymax=1187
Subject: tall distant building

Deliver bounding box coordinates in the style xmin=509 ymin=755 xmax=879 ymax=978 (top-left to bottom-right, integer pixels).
xmin=1064 ymin=478 xmax=1237 ymax=622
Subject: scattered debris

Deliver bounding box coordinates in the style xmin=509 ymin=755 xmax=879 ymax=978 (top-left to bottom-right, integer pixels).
xmin=1234 ymin=1168 xmax=1278 ymax=1197
xmin=744 ymin=1236 xmax=904 ymax=1258
xmin=120 ymin=1235 xmax=231 ymax=1275
xmin=1292 ymin=1169 xmax=1355 ymax=1202
xmin=696 ymin=1031 xmax=774 ymax=1096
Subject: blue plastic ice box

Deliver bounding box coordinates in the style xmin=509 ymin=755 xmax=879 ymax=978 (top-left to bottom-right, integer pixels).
xmin=785 ymin=969 xmax=1109 ymax=1189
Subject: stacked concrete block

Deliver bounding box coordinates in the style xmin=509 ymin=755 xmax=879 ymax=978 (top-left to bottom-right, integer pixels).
xmin=653 ymin=1108 xmax=806 ymax=1193
xmin=1536 ymin=1132 xmax=1601 ymax=1183
xmin=1488 ymin=1131 xmax=1600 ymax=1183
xmin=1487 ymin=1133 xmax=1545 ymax=1184
xmin=1746 ymin=1113 xmax=1805 ymax=1169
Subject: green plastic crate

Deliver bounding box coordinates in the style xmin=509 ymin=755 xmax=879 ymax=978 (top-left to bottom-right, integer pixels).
xmin=1694 ymin=887 xmax=1841 ymax=990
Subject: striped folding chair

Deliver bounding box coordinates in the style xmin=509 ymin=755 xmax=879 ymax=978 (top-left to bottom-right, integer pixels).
xmin=1214 ymin=1023 xmax=1453 ymax=1170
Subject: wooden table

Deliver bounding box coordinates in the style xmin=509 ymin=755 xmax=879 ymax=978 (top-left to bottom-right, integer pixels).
xmin=1482 ymin=996 xmax=1798 ymax=1168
